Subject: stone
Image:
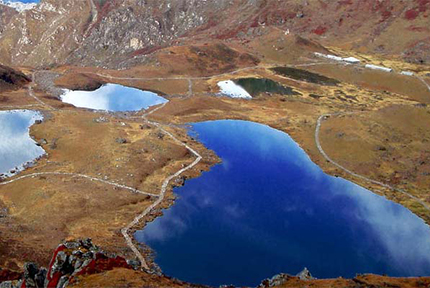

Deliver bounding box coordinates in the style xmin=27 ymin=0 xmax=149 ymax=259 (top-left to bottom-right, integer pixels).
xmin=157 ymin=132 xmax=165 ymax=140
xmin=115 ymin=138 xmax=128 ymax=144
xmin=23 ymin=262 xmax=39 ymax=287
xmin=126 ymin=259 xmax=141 ymax=270
xmin=297 ymin=267 xmax=314 ymax=280
xmin=35 ymin=268 xmax=47 ymax=288
xmin=0 ymin=281 xmax=13 ymax=288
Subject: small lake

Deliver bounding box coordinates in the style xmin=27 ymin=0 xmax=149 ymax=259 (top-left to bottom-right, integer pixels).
xmin=0 ymin=110 xmax=45 ymax=178
xmin=234 ymin=78 xmax=300 ymax=97
xmin=135 ymin=120 xmax=430 ymax=287
xmin=60 ymin=84 xmax=168 ymax=112
xmin=217 ymin=80 xmax=252 ymax=98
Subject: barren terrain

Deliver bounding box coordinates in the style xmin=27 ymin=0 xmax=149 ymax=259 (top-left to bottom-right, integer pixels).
xmin=0 ymin=6 xmax=430 ymax=286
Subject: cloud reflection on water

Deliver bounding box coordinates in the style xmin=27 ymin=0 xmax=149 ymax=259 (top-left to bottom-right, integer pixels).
xmin=61 ymin=84 xmax=168 ymax=112
xmin=135 ymin=120 xmax=430 ymax=286
xmin=0 ymin=110 xmax=45 ymax=176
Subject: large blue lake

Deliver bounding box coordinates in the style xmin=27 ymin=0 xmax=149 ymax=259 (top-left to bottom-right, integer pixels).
xmin=135 ymin=120 xmax=430 ymax=287
xmin=60 ymin=84 xmax=168 ymax=112
xmin=0 ymin=110 xmax=45 ymax=178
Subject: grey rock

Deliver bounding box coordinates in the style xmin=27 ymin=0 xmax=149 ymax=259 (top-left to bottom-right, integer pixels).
xmin=23 ymin=262 xmax=39 ymax=287
xmin=81 ymin=238 xmax=93 ymax=249
xmin=297 ymin=267 xmax=314 ymax=280
xmin=35 ymin=268 xmax=47 ymax=288
xmin=115 ymin=138 xmax=128 ymax=144
xmin=64 ymin=241 xmax=80 ymax=250
xmin=157 ymin=132 xmax=165 ymax=140
xmin=57 ymin=275 xmax=69 ymax=288
xmin=0 ymin=281 xmax=13 ymax=288
xmin=93 ymin=116 xmax=109 ymax=123
xmin=258 ymin=273 xmax=291 ymax=287
xmin=126 ymin=259 xmax=141 ymax=270
xmin=74 ymin=259 xmax=83 ymax=270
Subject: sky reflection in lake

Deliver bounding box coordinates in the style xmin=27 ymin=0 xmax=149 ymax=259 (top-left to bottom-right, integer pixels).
xmin=135 ymin=120 xmax=430 ymax=287
xmin=0 ymin=110 xmax=45 ymax=177
xmin=61 ymin=84 xmax=168 ymax=112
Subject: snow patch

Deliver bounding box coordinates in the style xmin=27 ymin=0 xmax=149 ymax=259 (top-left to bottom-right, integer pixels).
xmin=343 ymin=57 xmax=361 ymax=64
xmin=315 ymin=52 xmax=361 ymax=64
xmin=217 ymin=80 xmax=252 ymax=99
xmin=400 ymin=71 xmax=414 ymax=76
xmin=365 ymin=64 xmax=393 ymax=73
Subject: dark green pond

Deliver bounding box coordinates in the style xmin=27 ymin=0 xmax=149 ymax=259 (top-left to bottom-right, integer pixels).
xmin=233 ymin=78 xmax=300 ymax=97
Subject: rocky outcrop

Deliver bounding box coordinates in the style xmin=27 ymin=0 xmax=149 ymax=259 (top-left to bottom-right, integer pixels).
xmin=0 ymin=239 xmax=139 ymax=288
xmin=258 ymin=268 xmax=314 ymax=288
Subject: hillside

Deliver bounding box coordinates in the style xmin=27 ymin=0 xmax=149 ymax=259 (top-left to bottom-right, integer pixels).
xmin=0 ymin=0 xmax=429 ymax=68
xmin=0 ymin=64 xmax=30 ymax=91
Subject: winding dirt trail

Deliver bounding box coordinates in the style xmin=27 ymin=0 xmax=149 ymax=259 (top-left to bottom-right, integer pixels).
xmin=121 ymin=102 xmax=202 ymax=270
xmin=417 ymin=76 xmax=430 ymax=94
xmin=0 ymin=171 xmax=158 ymax=197
xmin=84 ymin=66 xmax=262 ymax=81
xmin=315 ymin=114 xmax=430 ymax=213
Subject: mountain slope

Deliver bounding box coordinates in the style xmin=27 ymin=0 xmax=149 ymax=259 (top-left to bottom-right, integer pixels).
xmin=0 ymin=0 xmax=429 ymax=67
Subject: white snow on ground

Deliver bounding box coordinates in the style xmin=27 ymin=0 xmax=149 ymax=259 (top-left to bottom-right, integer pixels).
xmin=365 ymin=64 xmax=393 ymax=73
xmin=315 ymin=52 xmax=361 ymax=64
xmin=217 ymin=80 xmax=252 ymax=99
xmin=0 ymin=0 xmax=37 ymax=12
xmin=401 ymin=71 xmax=414 ymax=76
xmin=343 ymin=57 xmax=361 ymax=64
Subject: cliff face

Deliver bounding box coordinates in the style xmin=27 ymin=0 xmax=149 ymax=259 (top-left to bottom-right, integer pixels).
xmin=0 ymin=0 xmax=429 ymax=68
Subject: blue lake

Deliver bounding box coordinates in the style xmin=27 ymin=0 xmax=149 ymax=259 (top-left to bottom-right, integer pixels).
xmin=135 ymin=120 xmax=430 ymax=287
xmin=0 ymin=110 xmax=45 ymax=178
xmin=7 ymin=0 xmax=39 ymax=3
xmin=60 ymin=84 xmax=168 ymax=112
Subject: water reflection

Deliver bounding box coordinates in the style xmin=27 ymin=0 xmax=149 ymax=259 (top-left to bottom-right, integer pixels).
xmin=0 ymin=110 xmax=45 ymax=177
xmin=234 ymin=78 xmax=300 ymax=96
xmin=135 ymin=120 xmax=430 ymax=287
xmin=61 ymin=84 xmax=168 ymax=112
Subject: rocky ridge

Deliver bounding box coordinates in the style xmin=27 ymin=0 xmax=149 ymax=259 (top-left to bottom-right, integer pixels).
xmin=0 ymin=0 xmax=429 ymax=68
